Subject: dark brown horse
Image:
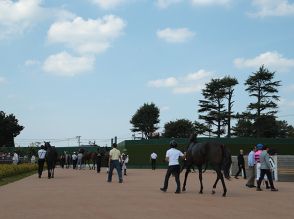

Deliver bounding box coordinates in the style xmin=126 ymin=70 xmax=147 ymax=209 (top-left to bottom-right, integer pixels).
xmin=182 ymin=134 xmax=232 ymax=197
xmin=83 ymin=152 xmax=97 ymax=170
xmin=44 ymin=141 xmax=58 ymax=179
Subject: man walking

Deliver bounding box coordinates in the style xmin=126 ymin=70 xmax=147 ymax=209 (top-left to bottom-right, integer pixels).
xmin=37 ymin=145 xmax=46 ymax=178
xmin=150 ymin=152 xmax=157 ymax=170
xmin=160 ymin=140 xmax=184 ymax=194
xmin=246 ymin=146 xmax=256 ymax=188
xmin=107 ymin=143 xmax=123 ymax=183
xmin=257 ymin=146 xmax=278 ymax=192
xmin=235 ymin=149 xmax=246 ymax=179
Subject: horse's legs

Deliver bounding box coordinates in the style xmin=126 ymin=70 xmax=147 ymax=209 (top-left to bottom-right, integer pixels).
xmin=198 ymin=166 xmax=203 ymax=194
xmin=212 ymin=166 xmax=227 ymax=197
xmin=182 ymin=167 xmax=190 ymax=191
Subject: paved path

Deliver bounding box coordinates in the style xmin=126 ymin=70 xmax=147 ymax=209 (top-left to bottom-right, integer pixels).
xmin=0 ymin=168 xmax=293 ymax=219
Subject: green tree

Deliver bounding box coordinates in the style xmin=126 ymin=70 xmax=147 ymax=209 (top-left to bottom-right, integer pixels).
xmin=245 ymin=65 xmax=281 ymax=137
xmin=221 ymin=76 xmax=238 ymax=138
xmin=193 ymin=121 xmax=213 ymax=137
xmin=130 ymin=103 xmax=160 ymax=139
xmin=0 ymin=111 xmax=24 ymax=147
xmin=163 ymin=119 xmax=195 ymax=138
xmin=232 ymin=115 xmax=254 ymax=137
xmin=198 ymin=78 xmax=227 ymax=137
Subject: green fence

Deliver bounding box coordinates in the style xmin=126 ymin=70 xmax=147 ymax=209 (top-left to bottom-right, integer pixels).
xmin=118 ymin=137 xmax=294 ymax=168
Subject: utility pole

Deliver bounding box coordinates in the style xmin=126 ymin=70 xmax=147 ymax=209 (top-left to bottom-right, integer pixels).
xmin=76 ymin=136 xmax=81 ymax=147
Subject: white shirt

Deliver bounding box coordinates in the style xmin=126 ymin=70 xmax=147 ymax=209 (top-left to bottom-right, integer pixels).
xmin=38 ymin=149 xmax=46 ymax=159
xmin=166 ymin=148 xmax=184 ymax=166
xmin=151 ymin=153 xmax=157 ymax=160
xmin=72 ymin=154 xmax=77 ymax=160
xmin=12 ymin=153 xmax=19 ymax=162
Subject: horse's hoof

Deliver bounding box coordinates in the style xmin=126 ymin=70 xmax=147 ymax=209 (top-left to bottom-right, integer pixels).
xmin=199 ymin=191 xmax=203 ymax=194
xmin=222 ymin=194 xmax=226 ymax=197
xmin=212 ymin=190 xmax=215 ymax=195
xmin=182 ymin=188 xmax=186 ymax=192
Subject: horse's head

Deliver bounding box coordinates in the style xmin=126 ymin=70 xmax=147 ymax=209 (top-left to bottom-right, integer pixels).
xmin=44 ymin=141 xmax=51 ymax=150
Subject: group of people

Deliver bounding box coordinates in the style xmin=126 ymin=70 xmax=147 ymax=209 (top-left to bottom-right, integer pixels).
xmin=234 ymin=144 xmax=278 ymax=191
xmin=157 ymin=140 xmax=279 ymax=194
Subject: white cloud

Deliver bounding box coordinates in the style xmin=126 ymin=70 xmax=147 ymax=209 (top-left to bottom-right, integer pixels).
xmin=42 ymin=52 xmax=95 ymax=77
xmin=234 ymin=51 xmax=294 ymax=72
xmin=148 ymin=77 xmax=178 ymax=88
xmin=191 ymin=0 xmax=231 ymax=6
xmin=0 ymin=0 xmax=44 ymax=38
xmin=156 ymin=0 xmax=183 ymax=9
xmin=160 ymin=106 xmax=170 ymax=112
xmin=91 ymin=0 xmax=125 ymax=10
xmin=157 ymin=28 xmax=195 ymax=43
xmin=249 ymin=0 xmax=294 ymax=17
xmin=47 ymin=15 xmax=126 ymax=55
xmin=25 ymin=59 xmax=40 ymax=66
xmin=279 ymin=98 xmax=294 ymax=108
xmin=148 ymin=69 xmax=212 ymax=94
xmin=0 ymin=76 xmax=7 ymax=84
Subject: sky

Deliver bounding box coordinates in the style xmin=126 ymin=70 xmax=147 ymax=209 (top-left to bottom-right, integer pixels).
xmin=0 ymin=0 xmax=294 ymax=147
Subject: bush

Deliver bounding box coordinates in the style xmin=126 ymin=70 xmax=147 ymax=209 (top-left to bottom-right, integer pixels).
xmin=0 ymin=163 xmax=38 ymax=178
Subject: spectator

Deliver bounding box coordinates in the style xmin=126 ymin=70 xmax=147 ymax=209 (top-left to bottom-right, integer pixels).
xmin=12 ymin=151 xmax=19 ymax=165
xmin=255 ymin=144 xmax=270 ymax=189
xmin=31 ymin=155 xmax=36 ymax=164
xmin=72 ymin=152 xmax=78 ymax=169
xmin=150 ymin=152 xmax=157 ymax=170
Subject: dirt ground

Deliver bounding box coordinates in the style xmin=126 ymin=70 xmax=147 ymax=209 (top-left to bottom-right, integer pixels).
xmin=0 ymin=167 xmax=293 ymax=219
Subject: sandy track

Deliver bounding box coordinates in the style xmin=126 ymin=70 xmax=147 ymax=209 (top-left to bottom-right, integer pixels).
xmin=0 ymin=167 xmax=293 ymax=219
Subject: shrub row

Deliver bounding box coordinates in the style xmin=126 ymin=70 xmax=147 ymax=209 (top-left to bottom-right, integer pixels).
xmin=0 ymin=163 xmax=38 ymax=179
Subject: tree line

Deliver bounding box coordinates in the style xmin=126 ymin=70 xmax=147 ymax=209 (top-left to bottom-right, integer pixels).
xmin=130 ymin=65 xmax=294 ymax=139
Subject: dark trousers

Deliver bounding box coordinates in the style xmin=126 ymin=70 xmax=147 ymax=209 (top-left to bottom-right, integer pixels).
xmin=96 ymin=159 xmax=101 ymax=173
xmin=151 ymin=159 xmax=156 ymax=170
xmin=72 ymin=160 xmax=77 ymax=169
xmin=235 ymin=164 xmax=246 ymax=178
xmin=162 ymin=165 xmax=181 ymax=192
xmin=38 ymin=159 xmax=45 ymax=177
xmin=257 ymin=169 xmax=275 ymax=189
xmin=108 ymin=160 xmax=123 ymax=182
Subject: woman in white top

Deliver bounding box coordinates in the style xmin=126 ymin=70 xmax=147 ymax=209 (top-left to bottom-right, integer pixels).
xmin=160 ymin=140 xmax=184 ymax=194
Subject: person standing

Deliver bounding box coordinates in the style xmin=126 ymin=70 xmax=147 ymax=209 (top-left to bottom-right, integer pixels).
xmin=107 ymin=143 xmax=123 ymax=183
xmin=235 ymin=149 xmax=246 ymax=179
xmin=37 ymin=146 xmax=46 ymax=178
xmin=257 ymin=146 xmax=278 ymax=192
xmin=72 ymin=152 xmax=78 ymax=169
xmin=160 ymin=140 xmax=184 ymax=194
xmin=150 ymin=152 xmax=157 ymax=170
xmin=121 ymin=153 xmax=129 ymax=176
xmin=246 ymin=146 xmax=256 ymax=188
xmin=12 ymin=151 xmax=19 ymax=165
xmin=77 ymin=151 xmax=83 ymax=170
xmin=96 ymin=150 xmax=102 ymax=173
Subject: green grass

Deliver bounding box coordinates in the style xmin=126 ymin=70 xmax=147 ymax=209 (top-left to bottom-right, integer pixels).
xmin=0 ymin=170 xmax=36 ymax=186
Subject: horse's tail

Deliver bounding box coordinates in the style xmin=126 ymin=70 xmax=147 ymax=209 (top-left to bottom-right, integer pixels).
xmin=221 ymin=144 xmax=232 ymax=179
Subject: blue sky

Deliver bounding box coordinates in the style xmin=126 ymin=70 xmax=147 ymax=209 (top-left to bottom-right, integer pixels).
xmin=0 ymin=0 xmax=294 ymax=147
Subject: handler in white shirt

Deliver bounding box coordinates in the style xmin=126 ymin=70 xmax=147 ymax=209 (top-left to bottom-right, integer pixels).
xmin=37 ymin=146 xmax=47 ymax=178
xmin=160 ymin=140 xmax=184 ymax=194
